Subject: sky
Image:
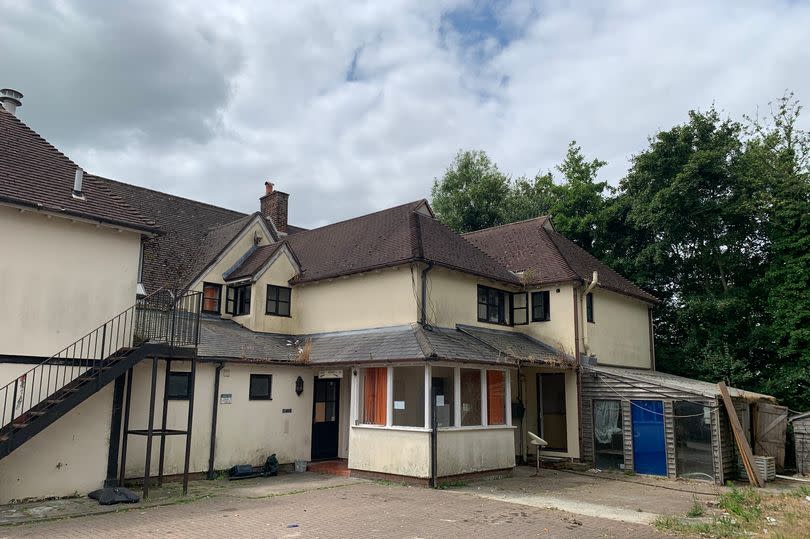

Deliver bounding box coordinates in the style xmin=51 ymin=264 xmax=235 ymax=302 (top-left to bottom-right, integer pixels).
xmin=2 ymin=0 xmax=810 ymax=229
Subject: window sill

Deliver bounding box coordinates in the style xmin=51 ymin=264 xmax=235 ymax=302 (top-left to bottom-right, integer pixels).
xmin=351 ymin=424 xmax=430 ymax=432
xmin=249 ymin=397 xmax=273 ymax=401
xmin=531 ymin=319 xmax=551 ymax=323
xmin=265 ymin=313 xmax=292 ymax=318
xmin=476 ymin=319 xmax=511 ymax=327
xmin=438 ymin=425 xmax=516 ymax=432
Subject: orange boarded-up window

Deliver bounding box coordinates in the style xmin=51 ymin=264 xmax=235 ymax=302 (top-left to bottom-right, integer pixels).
xmin=363 ymin=368 xmax=387 ymax=425
xmin=487 ymin=370 xmax=506 ymax=425
xmin=202 ymin=282 xmax=222 ymax=313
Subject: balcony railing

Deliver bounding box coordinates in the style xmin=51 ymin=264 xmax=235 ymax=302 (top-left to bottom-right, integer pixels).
xmin=1 ymin=289 xmax=202 ymax=431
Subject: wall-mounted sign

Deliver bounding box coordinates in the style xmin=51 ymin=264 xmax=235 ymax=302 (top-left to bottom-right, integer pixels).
xmin=220 ymin=393 xmax=232 ymax=404
xmin=319 ymin=370 xmax=343 ymax=379
xmin=394 ymin=400 xmax=406 ymax=410
xmin=282 ymin=408 xmax=292 ymax=414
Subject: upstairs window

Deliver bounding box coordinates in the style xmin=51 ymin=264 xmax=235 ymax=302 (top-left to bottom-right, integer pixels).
xmin=167 ymin=372 xmax=192 ymax=400
xmin=226 ymin=283 xmax=251 ymax=316
xmin=266 ymin=285 xmax=291 ymax=316
xmin=512 ymin=293 xmax=528 ymax=325
xmin=586 ymin=292 xmax=595 ymax=323
xmin=249 ymin=374 xmax=273 ymax=400
xmin=531 ymin=291 xmax=551 ymax=322
xmin=202 ymin=282 xmax=222 ymax=314
xmin=477 ymin=285 xmax=507 ymax=325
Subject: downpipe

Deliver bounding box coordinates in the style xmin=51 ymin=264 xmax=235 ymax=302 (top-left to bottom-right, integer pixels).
xmin=207 ymin=361 xmax=224 ymax=479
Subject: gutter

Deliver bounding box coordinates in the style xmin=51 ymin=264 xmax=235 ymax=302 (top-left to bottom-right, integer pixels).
xmin=207 ymin=361 xmax=225 ymax=479
xmin=0 ymin=195 xmax=160 ymax=235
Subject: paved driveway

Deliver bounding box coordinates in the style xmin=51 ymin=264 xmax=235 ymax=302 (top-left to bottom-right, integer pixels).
xmin=1 ymin=481 xmax=667 ymax=538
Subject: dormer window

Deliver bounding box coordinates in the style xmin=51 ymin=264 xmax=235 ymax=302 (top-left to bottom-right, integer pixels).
xmin=266 ymin=285 xmax=291 ymax=317
xmin=202 ymin=282 xmax=222 ymax=314
xmin=226 ymin=283 xmax=251 ymax=316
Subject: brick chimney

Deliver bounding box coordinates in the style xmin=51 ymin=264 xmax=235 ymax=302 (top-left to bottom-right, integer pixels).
xmin=260 ymin=181 xmax=289 ymax=234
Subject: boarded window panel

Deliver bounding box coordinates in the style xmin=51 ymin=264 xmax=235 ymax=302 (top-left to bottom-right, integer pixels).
xmin=487 ymin=370 xmax=506 ymax=425
xmin=674 ymin=401 xmax=714 ymax=481
xmin=362 ymin=368 xmax=387 ymax=425
xmin=202 ymin=283 xmax=221 ymax=313
xmin=461 ymin=369 xmax=482 ymax=426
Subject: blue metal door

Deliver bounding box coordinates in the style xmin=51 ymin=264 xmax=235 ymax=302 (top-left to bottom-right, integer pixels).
xmin=631 ymin=400 xmax=667 ymax=476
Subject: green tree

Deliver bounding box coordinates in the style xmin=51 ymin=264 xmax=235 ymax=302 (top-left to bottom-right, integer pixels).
xmin=745 ymin=94 xmax=810 ymax=409
xmin=431 ymin=150 xmax=511 ymax=233
xmin=612 ymin=107 xmax=767 ymax=388
xmin=548 ymin=141 xmax=609 ymax=253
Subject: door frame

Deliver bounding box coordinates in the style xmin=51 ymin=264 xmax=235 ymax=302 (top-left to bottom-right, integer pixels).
xmin=536 ymin=372 xmax=567 ymax=452
xmin=310 ymin=376 xmax=340 ymax=461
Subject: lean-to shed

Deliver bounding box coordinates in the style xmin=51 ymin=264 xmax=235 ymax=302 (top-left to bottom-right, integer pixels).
xmin=580 ymin=365 xmax=780 ymax=485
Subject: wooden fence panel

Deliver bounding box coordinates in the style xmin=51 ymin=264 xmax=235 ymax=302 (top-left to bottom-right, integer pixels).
xmin=753 ymin=402 xmax=787 ymax=470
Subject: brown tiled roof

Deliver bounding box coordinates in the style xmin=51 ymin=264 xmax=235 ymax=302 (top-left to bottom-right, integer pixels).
xmin=224 ymin=242 xmax=286 ymax=281
xmin=0 ymin=108 xmax=157 ymax=233
xmin=279 ymin=201 xmax=519 ymax=285
xmin=464 ymin=216 xmax=657 ymax=303
xmin=99 ymin=178 xmax=263 ymax=292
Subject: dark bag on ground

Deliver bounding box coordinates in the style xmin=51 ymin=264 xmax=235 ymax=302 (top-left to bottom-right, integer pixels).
xmin=88 ymin=487 xmax=140 ymax=505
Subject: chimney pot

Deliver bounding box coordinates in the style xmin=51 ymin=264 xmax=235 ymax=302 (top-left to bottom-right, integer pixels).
xmin=265 ymin=181 xmax=274 ymax=195
xmin=0 ymin=88 xmax=23 ymax=116
xmin=73 ymin=167 xmax=84 ymax=198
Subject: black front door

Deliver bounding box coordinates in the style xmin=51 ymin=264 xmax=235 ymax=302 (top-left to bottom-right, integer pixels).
xmin=311 ymin=377 xmax=340 ymax=460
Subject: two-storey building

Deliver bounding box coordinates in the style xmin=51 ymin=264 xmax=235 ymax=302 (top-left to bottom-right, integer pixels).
xmin=1 ymin=93 xmax=778 ymax=504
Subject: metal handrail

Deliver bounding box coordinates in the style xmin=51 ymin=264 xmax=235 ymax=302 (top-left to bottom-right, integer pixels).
xmin=1 ymin=289 xmax=202 ymax=431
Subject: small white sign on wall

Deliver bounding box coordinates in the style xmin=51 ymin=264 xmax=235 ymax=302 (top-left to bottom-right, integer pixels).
xmin=220 ymin=393 xmax=232 ymax=404
xmin=436 ymin=395 xmax=445 ymax=406
xmin=394 ymin=400 xmax=406 ymax=410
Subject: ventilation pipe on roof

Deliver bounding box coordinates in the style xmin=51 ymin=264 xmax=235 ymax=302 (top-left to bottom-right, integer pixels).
xmin=73 ymin=167 xmax=85 ymax=199
xmin=0 ymin=88 xmax=23 ymax=116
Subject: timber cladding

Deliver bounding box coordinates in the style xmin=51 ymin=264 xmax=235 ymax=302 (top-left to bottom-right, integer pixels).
xmin=580 ymin=369 xmax=725 ymax=484
xmin=792 ymin=416 xmax=810 ymax=475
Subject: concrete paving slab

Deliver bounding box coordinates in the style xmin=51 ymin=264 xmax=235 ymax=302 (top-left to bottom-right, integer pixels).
xmin=454 ymin=466 xmax=722 ymax=524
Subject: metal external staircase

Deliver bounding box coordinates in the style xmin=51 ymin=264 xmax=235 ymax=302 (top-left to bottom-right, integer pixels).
xmin=0 ymin=289 xmax=202 ymax=461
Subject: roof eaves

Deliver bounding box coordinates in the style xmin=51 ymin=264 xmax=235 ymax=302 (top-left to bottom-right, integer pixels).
xmin=0 ymin=195 xmax=161 ymax=235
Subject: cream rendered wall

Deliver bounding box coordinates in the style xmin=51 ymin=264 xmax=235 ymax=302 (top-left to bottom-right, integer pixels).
xmin=123 ymin=361 xmax=314 ymax=478
xmin=294 ymin=268 xmax=418 ymax=334
xmin=514 ymin=366 xmax=580 ymax=459
xmin=437 ymin=428 xmax=515 ymax=476
xmin=348 ymin=427 xmax=430 ymax=478
xmin=0 ymin=206 xmax=141 ymax=358
xmin=519 ymin=285 xmax=577 ymax=356
xmin=584 ymin=288 xmax=652 ymax=369
xmin=242 ymin=251 xmax=298 ymax=334
xmin=425 ymin=266 xmax=519 ymax=330
xmin=0 ymin=364 xmax=112 ymax=504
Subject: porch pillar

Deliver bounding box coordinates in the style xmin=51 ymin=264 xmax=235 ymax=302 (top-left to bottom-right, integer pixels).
xmin=424 ymin=365 xmax=431 ymax=429
xmin=480 ymin=368 xmax=488 ymax=427
xmin=505 ymin=369 xmax=513 ymax=426
xmin=453 ymin=367 xmax=461 ymax=427
xmin=385 ymin=367 xmax=393 ymax=427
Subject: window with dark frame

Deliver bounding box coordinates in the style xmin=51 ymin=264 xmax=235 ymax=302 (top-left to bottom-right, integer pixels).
xmin=477 ymin=285 xmax=507 ymax=325
xmin=512 ymin=292 xmax=528 ymax=325
xmin=167 ymin=372 xmax=192 ymax=400
xmin=531 ymin=291 xmax=551 ymax=322
xmin=249 ymin=374 xmax=273 ymax=400
xmin=266 ymin=285 xmax=291 ymax=316
xmin=586 ymin=292 xmax=594 ymax=323
xmin=226 ymin=283 xmax=251 ymax=316
xmin=202 ymin=282 xmax=222 ymax=314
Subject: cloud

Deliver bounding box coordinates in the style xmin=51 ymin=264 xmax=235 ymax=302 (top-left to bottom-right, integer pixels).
xmin=2 ymin=0 xmax=809 ymax=228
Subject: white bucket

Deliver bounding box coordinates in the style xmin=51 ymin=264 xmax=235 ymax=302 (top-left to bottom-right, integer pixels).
xmin=294 ymin=460 xmax=308 ymax=473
